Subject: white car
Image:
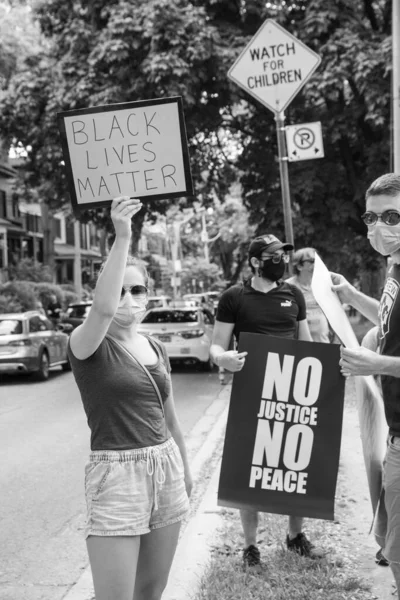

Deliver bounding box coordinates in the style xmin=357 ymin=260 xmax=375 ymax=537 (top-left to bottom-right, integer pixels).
xmin=138 ymin=307 xmax=215 ymax=370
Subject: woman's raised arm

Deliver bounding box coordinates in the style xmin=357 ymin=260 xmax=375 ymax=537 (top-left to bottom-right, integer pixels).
xmin=70 ymin=196 xmax=142 ymax=360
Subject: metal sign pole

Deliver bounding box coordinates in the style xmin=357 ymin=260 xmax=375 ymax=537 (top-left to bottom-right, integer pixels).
xmin=275 ymin=110 xmax=294 ymax=252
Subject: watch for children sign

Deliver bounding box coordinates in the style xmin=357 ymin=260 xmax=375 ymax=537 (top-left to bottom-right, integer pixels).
xmin=228 ymin=19 xmax=321 ymax=114
xmin=218 ymin=333 xmax=345 ymax=520
xmin=57 ymin=96 xmax=193 ymax=212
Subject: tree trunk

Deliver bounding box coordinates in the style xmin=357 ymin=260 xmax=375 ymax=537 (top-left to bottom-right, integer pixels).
xmin=40 ymin=201 xmax=56 ymax=280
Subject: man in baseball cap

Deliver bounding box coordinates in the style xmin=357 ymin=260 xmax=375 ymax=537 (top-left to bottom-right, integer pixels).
xmin=248 ymin=234 xmax=294 ymax=262
xmin=211 ymin=232 xmax=324 ymax=567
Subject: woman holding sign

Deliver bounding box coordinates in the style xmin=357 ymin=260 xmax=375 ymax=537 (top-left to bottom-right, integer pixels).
xmin=67 ymin=197 xmax=191 ymax=600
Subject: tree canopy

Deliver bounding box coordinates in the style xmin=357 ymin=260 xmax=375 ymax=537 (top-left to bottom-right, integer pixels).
xmin=0 ymin=0 xmax=393 ymax=291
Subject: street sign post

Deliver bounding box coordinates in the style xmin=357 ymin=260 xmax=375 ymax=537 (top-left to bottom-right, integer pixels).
xmin=228 ymin=19 xmax=321 ymax=249
xmin=285 ymin=122 xmax=324 ymax=162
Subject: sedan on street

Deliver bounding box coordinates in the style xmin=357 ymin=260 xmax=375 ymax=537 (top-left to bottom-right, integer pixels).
xmin=138 ymin=307 xmax=215 ymax=370
xmin=0 ymin=311 xmax=71 ymax=381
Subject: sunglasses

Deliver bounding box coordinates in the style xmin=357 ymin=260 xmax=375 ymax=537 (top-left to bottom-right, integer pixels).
xmin=261 ymin=253 xmax=290 ymax=264
xmin=301 ymin=259 xmax=315 ymax=264
xmin=120 ymin=285 xmax=148 ymax=299
xmin=361 ymin=210 xmax=400 ymax=226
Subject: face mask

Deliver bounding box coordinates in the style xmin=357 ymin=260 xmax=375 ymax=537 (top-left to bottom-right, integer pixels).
xmin=367 ymin=223 xmax=400 ymax=256
xmin=259 ymin=258 xmax=286 ymax=282
xmin=113 ymin=294 xmax=147 ymax=328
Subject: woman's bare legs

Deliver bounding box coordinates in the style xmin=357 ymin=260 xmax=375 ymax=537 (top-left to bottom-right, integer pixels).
xmin=86 ymin=535 xmax=140 ymax=600
xmin=134 ymin=521 xmax=182 ymax=600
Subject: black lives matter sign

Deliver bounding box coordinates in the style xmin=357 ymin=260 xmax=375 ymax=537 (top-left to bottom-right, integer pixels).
xmin=218 ymin=333 xmax=345 ymax=520
xmin=57 ymin=96 xmax=193 ymax=212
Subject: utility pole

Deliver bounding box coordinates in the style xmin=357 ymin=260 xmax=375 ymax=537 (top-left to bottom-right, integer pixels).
xmin=200 ymin=211 xmax=210 ymax=263
xmin=393 ymin=0 xmax=400 ymax=173
xmin=199 ymin=208 xmax=221 ymax=264
xmin=169 ymin=213 xmax=194 ymax=300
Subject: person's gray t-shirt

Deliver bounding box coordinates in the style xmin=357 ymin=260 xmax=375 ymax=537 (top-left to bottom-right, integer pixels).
xmin=68 ymin=335 xmax=171 ymax=451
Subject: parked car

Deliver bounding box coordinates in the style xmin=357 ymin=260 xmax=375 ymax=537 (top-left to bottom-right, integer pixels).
xmin=146 ymin=296 xmax=172 ymax=310
xmin=138 ymin=307 xmax=215 ymax=370
xmin=61 ymin=302 xmax=93 ymax=331
xmin=0 ymin=311 xmax=71 ymax=381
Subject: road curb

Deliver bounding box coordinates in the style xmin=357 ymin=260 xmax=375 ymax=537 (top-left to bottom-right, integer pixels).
xmin=62 ymin=384 xmax=231 ymax=600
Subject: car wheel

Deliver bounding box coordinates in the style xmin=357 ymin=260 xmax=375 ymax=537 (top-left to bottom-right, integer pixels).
xmin=35 ymin=351 xmax=50 ymax=381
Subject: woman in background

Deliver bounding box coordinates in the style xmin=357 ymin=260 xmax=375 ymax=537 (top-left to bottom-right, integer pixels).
xmin=287 ymin=247 xmax=332 ymax=343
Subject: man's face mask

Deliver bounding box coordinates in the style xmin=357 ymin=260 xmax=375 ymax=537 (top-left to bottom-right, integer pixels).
xmin=113 ymin=286 xmax=148 ymax=328
xmin=367 ymin=223 xmax=400 ymax=256
xmin=258 ymin=256 xmax=287 ymax=281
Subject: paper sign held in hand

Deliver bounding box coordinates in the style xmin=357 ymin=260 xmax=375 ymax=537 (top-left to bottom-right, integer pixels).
xmin=311 ymin=253 xmax=359 ymax=348
xmin=57 ymin=96 xmax=193 ymax=212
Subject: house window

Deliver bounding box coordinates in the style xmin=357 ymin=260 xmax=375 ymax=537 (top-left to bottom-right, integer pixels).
xmin=54 ymin=217 xmax=62 ymax=239
xmin=66 ymin=222 xmax=74 ymax=245
xmin=0 ymin=190 xmax=6 ymax=219
xmin=12 ymin=195 xmax=20 ymax=218
xmin=26 ymin=213 xmax=42 ymax=233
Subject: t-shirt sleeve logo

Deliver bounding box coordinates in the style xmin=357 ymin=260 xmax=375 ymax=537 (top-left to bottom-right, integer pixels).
xmin=379 ymin=277 xmax=400 ymax=339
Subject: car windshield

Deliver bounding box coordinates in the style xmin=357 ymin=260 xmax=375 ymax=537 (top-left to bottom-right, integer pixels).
xmin=147 ymin=299 xmax=165 ymax=309
xmin=69 ymin=305 xmax=91 ymax=318
xmin=142 ymin=310 xmax=198 ymax=324
xmin=0 ymin=319 xmax=23 ymax=335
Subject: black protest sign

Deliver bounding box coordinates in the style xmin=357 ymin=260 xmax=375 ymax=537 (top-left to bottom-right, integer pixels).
xmin=218 ymin=333 xmax=345 ymax=520
xmin=57 ymin=96 xmax=193 ymax=212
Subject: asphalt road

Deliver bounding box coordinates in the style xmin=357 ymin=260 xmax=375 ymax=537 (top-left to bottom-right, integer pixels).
xmin=0 ymin=364 xmax=222 ymax=600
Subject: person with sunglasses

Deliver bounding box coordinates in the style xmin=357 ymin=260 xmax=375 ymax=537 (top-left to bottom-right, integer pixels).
xmin=67 ymin=196 xmax=191 ymax=600
xmin=287 ymin=248 xmax=332 ymax=344
xmin=331 ymin=173 xmax=400 ymax=599
xmin=210 ymin=234 xmax=325 ymax=568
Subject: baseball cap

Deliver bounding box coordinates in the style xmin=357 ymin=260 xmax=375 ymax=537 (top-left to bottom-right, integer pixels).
xmin=248 ymin=234 xmax=294 ymax=258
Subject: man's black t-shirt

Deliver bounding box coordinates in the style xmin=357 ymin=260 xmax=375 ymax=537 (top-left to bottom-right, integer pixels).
xmin=216 ymin=279 xmax=307 ymax=341
xmin=379 ymin=264 xmax=400 ymax=436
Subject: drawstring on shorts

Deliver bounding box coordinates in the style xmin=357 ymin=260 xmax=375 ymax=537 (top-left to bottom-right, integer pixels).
xmin=146 ymin=446 xmax=166 ymax=510
xmin=89 ymin=438 xmax=173 ymax=512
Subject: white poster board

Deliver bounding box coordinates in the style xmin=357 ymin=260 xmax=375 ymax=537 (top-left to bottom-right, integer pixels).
xmin=58 ymin=96 xmax=193 ymax=212
xmin=311 ymin=253 xmax=359 ymax=347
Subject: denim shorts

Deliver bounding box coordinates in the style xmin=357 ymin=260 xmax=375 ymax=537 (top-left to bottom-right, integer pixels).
xmin=374 ymin=435 xmax=400 ymax=563
xmin=84 ymin=437 xmax=190 ymax=538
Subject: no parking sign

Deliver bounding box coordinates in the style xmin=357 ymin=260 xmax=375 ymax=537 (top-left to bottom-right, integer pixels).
xmin=285 ymin=121 xmax=324 ymax=162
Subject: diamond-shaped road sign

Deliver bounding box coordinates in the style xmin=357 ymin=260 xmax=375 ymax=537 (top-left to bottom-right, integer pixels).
xmin=285 ymin=121 xmax=324 ymax=162
xmin=228 ymin=19 xmax=321 ymax=114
